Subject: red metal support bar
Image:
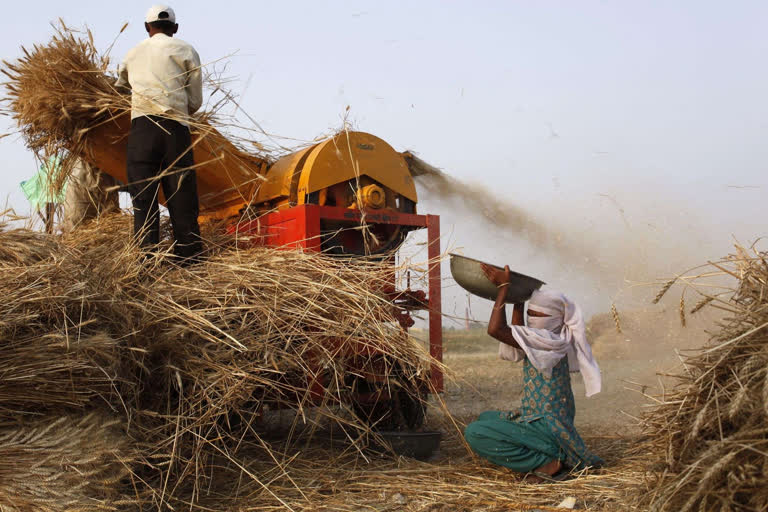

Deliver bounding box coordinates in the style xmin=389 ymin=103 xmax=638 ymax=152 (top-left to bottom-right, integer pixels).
xmin=302 ymin=204 xmax=322 ymax=252
xmin=305 ymin=205 xmax=429 ymax=227
xmin=426 ymin=214 xmax=443 ymax=392
xmin=231 ymin=205 xmax=430 ymax=242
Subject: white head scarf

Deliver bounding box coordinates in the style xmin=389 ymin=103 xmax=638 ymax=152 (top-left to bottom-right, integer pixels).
xmin=498 ymin=289 xmax=601 ymax=397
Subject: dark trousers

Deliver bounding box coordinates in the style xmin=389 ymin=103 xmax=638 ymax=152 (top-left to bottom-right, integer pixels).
xmin=126 ymin=116 xmax=202 ymax=260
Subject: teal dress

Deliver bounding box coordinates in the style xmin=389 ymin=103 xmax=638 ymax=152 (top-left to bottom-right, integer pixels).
xmin=464 ymin=357 xmax=602 ymax=472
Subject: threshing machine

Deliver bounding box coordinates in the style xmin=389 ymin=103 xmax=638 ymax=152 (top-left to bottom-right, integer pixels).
xmin=84 ymin=123 xmax=442 ymax=430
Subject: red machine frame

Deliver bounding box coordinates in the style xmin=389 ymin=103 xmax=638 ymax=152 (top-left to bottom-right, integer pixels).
xmin=231 ymin=204 xmax=443 ymax=393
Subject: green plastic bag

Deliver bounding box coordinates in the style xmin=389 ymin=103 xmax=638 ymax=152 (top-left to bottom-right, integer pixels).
xmin=20 ymin=155 xmax=68 ymax=209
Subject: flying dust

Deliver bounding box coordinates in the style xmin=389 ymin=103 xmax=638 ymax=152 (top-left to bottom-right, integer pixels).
xmin=404 ymin=152 xmax=556 ymax=249
xmin=405 ymin=153 xmax=618 ymax=280
xmin=402 ymin=152 xmax=709 ymax=315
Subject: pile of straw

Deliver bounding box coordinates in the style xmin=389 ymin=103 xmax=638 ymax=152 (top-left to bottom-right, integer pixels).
xmin=0 ymin=214 xmax=434 ymax=508
xmin=638 ymin=244 xmax=768 ymax=511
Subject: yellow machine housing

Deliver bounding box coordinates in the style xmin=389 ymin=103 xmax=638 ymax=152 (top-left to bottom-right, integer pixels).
xmin=254 ymin=131 xmax=417 ymax=213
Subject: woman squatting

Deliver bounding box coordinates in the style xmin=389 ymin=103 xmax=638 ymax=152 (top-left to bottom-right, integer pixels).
xmin=464 ymin=264 xmax=603 ymax=481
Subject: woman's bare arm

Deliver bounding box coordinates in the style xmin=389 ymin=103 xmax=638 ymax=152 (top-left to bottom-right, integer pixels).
xmin=482 ymin=263 xmax=523 ymax=348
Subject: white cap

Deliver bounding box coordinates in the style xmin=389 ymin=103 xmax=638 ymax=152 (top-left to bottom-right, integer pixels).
xmin=145 ymin=5 xmax=176 ymax=24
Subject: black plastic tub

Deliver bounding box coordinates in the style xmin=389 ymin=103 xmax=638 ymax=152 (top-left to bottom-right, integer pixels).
xmin=375 ymin=430 xmax=442 ymax=460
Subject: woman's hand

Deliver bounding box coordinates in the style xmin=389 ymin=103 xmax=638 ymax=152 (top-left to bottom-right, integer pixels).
xmin=481 ymin=263 xmax=511 ymax=287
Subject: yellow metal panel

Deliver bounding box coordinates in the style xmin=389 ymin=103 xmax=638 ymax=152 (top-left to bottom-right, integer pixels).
xmin=83 ymin=114 xmax=268 ymax=216
xmin=255 ymin=145 xmax=315 ymax=204
xmin=296 ymin=131 xmax=417 ymax=203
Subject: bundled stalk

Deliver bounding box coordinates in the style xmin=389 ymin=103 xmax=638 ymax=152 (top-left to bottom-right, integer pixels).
xmin=0 ymin=220 xmax=61 ymax=265
xmin=1 ymin=24 xmax=118 ymax=161
xmin=0 ymin=332 xmax=122 ymax=419
xmin=0 ymin=414 xmax=135 ymax=512
xmin=637 ymin=244 xmax=768 ymax=512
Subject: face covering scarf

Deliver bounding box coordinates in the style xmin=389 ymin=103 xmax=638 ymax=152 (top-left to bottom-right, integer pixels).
xmin=498 ymin=289 xmax=602 ymax=397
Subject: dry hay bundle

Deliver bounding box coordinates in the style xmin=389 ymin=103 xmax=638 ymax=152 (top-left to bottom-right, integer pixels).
xmin=0 ymin=332 xmax=121 ymax=420
xmin=0 ymin=414 xmax=134 ymax=512
xmin=638 ymin=244 xmax=768 ymax=512
xmin=1 ymin=24 xmax=118 ymax=159
xmin=0 ymin=214 xmax=436 ymax=508
xmin=0 ymin=220 xmax=61 ymax=265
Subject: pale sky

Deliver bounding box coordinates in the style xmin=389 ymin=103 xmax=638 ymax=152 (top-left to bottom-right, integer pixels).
xmin=2 ymin=1 xmax=766 ymax=320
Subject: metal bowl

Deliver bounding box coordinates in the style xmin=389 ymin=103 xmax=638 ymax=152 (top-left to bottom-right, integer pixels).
xmin=376 ymin=430 xmax=442 ymax=460
xmin=449 ymin=253 xmax=545 ymax=303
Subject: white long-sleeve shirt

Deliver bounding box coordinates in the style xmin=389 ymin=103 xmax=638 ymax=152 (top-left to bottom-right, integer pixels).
xmin=116 ymin=33 xmax=203 ymax=126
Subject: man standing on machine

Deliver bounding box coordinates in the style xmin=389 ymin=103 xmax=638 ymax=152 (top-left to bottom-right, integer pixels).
xmin=116 ymin=4 xmax=204 ymax=264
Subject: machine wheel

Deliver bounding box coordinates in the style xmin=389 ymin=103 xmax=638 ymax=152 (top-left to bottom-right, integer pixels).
xmin=306 ymin=187 xmax=413 ymax=257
